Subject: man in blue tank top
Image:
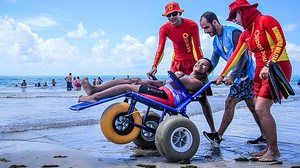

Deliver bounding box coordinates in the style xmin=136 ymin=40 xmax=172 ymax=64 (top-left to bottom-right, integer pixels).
xmin=199 ymin=11 xmax=265 ymax=145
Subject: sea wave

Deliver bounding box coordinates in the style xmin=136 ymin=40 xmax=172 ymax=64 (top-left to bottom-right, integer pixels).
xmin=0 ymin=119 xmax=98 ymax=133
xmin=0 ymin=90 xmax=83 ymax=98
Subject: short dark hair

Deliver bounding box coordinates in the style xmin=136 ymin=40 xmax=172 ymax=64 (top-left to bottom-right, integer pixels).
xmin=203 ymin=58 xmax=214 ymax=73
xmin=200 ymin=11 xmax=220 ymax=24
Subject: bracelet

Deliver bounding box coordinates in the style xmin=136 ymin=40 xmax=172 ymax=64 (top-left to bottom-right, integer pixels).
xmin=265 ymin=60 xmax=271 ymax=68
xmin=265 ymin=64 xmax=270 ymax=68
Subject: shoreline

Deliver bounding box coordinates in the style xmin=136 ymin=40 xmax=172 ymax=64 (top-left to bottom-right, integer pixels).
xmin=1 ymin=93 xmax=300 ymax=167
xmin=0 ymin=140 xmax=296 ymax=168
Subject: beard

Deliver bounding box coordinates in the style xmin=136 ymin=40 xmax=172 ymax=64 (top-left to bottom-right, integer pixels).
xmin=212 ymin=24 xmax=217 ymax=36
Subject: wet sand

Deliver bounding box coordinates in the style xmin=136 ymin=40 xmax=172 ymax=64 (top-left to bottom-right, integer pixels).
xmin=1 ymin=99 xmax=300 ymax=168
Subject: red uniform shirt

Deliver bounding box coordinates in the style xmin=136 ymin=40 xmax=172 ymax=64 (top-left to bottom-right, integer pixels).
xmin=221 ymin=15 xmax=291 ymax=99
xmin=221 ymin=15 xmax=289 ymax=77
xmin=153 ymin=18 xmax=203 ymax=68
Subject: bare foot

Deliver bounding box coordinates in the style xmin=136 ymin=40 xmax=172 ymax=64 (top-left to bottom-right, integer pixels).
xmin=258 ymin=150 xmax=280 ymax=162
xmin=250 ymin=148 xmax=267 ymax=157
xmin=81 ymin=77 xmax=94 ymax=95
xmin=78 ymin=95 xmax=97 ymax=103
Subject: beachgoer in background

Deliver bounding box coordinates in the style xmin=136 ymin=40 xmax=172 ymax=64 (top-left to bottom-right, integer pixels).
xmin=215 ymin=0 xmax=292 ymax=162
xmin=96 ymin=77 xmax=103 ymax=85
xmin=72 ymin=77 xmax=76 ymax=88
xmin=148 ymin=2 xmax=217 ymax=136
xmin=79 ymin=59 xmax=213 ymax=104
xmin=93 ymin=78 xmax=97 ymax=86
xmin=21 ymin=80 xmax=27 ymax=87
xmin=75 ymin=76 xmax=82 ymax=91
xmin=43 ymin=82 xmax=48 ymax=87
xmin=199 ymin=11 xmax=264 ymax=145
xmin=65 ymin=73 xmax=73 ymax=91
xmin=52 ymin=79 xmax=57 ymax=86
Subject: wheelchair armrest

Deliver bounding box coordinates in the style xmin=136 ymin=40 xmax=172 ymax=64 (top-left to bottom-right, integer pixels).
xmin=167 ymin=71 xmax=191 ymax=97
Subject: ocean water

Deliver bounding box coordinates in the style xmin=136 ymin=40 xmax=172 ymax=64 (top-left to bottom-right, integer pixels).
xmin=0 ymin=75 xmax=300 ymax=163
xmin=0 ymin=74 xmax=299 ymax=134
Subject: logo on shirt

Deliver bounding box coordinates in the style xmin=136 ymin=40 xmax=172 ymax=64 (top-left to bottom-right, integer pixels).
xmin=182 ymin=33 xmax=191 ymax=53
xmin=271 ymin=26 xmax=283 ymax=62
xmin=254 ymin=30 xmax=267 ymax=62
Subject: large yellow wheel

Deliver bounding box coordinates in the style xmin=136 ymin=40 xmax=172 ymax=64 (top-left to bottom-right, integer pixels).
xmin=100 ymin=102 xmax=142 ymax=144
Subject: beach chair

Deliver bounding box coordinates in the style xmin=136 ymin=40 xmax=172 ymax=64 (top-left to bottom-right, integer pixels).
xmin=70 ymin=71 xmax=214 ymax=162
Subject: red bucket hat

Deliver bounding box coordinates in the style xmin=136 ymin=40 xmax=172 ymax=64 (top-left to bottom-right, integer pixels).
xmin=227 ymin=0 xmax=258 ymax=21
xmin=162 ymin=2 xmax=184 ymax=16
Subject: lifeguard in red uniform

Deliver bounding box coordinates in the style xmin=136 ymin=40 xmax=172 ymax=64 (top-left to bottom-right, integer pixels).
xmin=148 ymin=2 xmax=217 ymax=139
xmin=148 ymin=2 xmax=204 ymax=75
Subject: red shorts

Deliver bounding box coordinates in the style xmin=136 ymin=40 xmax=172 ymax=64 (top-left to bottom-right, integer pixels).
xmin=139 ymin=85 xmax=175 ymax=107
xmin=254 ymin=61 xmax=292 ymax=99
xmin=170 ymin=60 xmax=196 ymax=74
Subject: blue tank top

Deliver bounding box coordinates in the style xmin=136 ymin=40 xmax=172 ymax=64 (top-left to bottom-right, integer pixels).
xmin=213 ymin=26 xmax=255 ymax=83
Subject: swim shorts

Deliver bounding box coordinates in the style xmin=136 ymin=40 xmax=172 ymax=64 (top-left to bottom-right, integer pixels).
xmin=138 ymin=85 xmax=174 ymax=107
xmin=170 ymin=60 xmax=196 ymax=74
xmin=229 ymin=77 xmax=254 ymax=99
xmin=254 ymin=61 xmax=292 ymax=99
xmin=139 ymin=85 xmax=168 ymax=99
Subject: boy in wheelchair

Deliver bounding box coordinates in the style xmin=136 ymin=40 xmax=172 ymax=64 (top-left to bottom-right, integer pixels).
xmin=79 ymin=58 xmax=213 ymax=107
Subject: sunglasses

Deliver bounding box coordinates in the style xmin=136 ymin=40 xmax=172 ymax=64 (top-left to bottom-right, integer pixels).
xmin=167 ymin=11 xmax=179 ymax=17
xmin=231 ymin=11 xmax=238 ymax=20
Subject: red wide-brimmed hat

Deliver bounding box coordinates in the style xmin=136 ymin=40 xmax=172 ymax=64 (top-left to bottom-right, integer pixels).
xmin=162 ymin=2 xmax=184 ymax=16
xmin=227 ymin=0 xmax=258 ymax=21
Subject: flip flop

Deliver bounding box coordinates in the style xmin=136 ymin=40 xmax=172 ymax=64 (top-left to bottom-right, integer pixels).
xmin=249 ymin=157 xmax=260 ymax=161
xmin=258 ymin=156 xmax=279 ymax=162
xmin=269 ymin=160 xmax=283 ymax=165
xmin=234 ymin=157 xmax=249 ymax=162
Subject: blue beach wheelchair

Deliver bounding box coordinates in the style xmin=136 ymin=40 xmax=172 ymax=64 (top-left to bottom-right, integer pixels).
xmin=70 ymin=71 xmax=214 ymax=161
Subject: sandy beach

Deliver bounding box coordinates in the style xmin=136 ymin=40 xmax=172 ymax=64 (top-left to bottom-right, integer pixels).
xmin=1 ymin=93 xmax=300 ymax=168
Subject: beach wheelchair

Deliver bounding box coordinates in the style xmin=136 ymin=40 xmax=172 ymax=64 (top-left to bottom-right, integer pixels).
xmin=70 ymin=71 xmax=214 ymax=161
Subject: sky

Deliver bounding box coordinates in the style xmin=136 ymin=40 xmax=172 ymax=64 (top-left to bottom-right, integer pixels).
xmin=0 ymin=0 xmax=299 ymax=76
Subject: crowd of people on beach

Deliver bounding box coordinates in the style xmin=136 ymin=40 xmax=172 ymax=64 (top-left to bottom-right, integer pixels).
xmin=65 ymin=73 xmax=105 ymax=91
xmin=75 ymin=0 xmax=293 ymax=163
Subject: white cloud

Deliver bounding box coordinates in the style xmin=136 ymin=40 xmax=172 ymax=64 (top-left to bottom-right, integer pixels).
xmin=89 ymin=29 xmax=106 ymax=38
xmin=286 ymin=42 xmax=300 ymax=75
xmin=0 ymin=16 xmax=80 ymax=75
xmin=0 ymin=16 xmax=41 ymax=63
xmin=23 ymin=16 xmax=57 ymax=28
xmin=286 ymin=42 xmax=300 ymax=62
xmin=89 ymin=35 xmax=158 ymax=75
xmin=283 ymin=24 xmax=297 ymax=32
xmin=65 ymin=22 xmax=87 ymax=39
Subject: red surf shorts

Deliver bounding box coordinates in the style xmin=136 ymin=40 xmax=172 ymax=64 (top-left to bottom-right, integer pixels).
xmin=254 ymin=61 xmax=292 ymax=100
xmin=170 ymin=60 xmax=196 ymax=74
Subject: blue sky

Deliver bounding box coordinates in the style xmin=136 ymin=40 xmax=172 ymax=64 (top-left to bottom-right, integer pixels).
xmin=0 ymin=0 xmax=299 ymax=76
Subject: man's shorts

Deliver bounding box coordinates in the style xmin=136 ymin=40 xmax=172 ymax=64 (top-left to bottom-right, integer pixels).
xmin=138 ymin=85 xmax=168 ymax=99
xmin=229 ymin=77 xmax=254 ymax=99
xmin=138 ymin=85 xmax=174 ymax=107
xmin=170 ymin=60 xmax=196 ymax=74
